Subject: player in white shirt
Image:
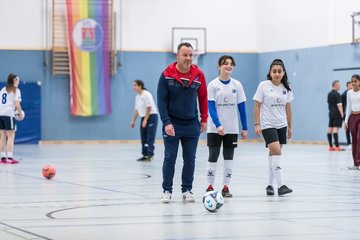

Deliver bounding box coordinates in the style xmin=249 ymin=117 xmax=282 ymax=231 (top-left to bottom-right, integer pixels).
xmin=345 ymin=74 xmax=360 ymax=170
xmin=0 ymin=74 xmax=24 ymax=164
xmin=206 ymin=55 xmax=248 ymax=197
xmin=130 ymin=80 xmax=158 ymax=161
xmin=253 ymin=59 xmax=293 ymax=196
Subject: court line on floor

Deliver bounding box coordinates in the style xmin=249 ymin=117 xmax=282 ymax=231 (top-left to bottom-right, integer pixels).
xmin=0 ymin=221 xmax=53 ymax=240
xmin=0 ymin=170 xmax=151 ymax=197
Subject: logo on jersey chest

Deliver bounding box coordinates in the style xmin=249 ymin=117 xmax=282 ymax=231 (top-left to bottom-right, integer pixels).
xmin=271 ymin=97 xmax=285 ymax=107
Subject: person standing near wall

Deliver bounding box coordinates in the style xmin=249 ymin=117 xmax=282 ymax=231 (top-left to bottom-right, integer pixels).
xmin=157 ymin=42 xmax=208 ymax=203
xmin=345 ymin=74 xmax=360 ymax=170
xmin=327 ymin=80 xmax=344 ymax=151
xmin=253 ymin=59 xmax=293 ymax=196
xmin=341 ymin=81 xmax=352 ymax=147
xmin=0 ymin=74 xmax=24 ymax=164
xmin=130 ymin=80 xmax=158 ymax=162
xmin=206 ymin=55 xmax=247 ymax=198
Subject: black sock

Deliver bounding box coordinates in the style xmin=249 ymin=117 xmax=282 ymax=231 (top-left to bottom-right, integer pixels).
xmin=327 ymin=133 xmax=333 ymax=147
xmin=333 ymin=133 xmax=339 ymax=147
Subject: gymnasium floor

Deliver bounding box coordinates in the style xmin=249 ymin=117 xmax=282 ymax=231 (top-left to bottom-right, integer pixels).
xmin=0 ymin=141 xmax=359 ymax=240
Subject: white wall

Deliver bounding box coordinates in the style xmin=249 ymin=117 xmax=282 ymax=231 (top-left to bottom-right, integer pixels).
xmin=0 ymin=0 xmax=358 ymax=52
xmin=332 ymin=0 xmax=359 ymax=44
xmin=0 ymin=0 xmax=46 ymax=49
xmin=120 ymin=0 xmax=257 ymax=52
xmin=257 ymin=0 xmax=359 ymax=52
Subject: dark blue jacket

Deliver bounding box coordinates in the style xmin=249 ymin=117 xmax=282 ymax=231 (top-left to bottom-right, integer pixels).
xmin=157 ymin=62 xmax=208 ymax=126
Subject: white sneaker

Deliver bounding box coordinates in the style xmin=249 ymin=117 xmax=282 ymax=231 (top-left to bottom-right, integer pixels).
xmin=161 ymin=191 xmax=172 ymax=203
xmin=182 ymin=191 xmax=195 ymax=202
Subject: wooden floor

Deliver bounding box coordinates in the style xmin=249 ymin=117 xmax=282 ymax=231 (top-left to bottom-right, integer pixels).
xmin=0 ymin=142 xmax=359 ymax=240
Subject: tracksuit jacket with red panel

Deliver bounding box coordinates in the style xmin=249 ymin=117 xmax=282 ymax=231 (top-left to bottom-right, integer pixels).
xmin=157 ymin=62 xmax=208 ymax=193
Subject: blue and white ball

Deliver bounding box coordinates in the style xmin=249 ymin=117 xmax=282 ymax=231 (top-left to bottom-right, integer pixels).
xmin=15 ymin=110 xmax=25 ymax=121
xmin=202 ymin=190 xmax=224 ymax=212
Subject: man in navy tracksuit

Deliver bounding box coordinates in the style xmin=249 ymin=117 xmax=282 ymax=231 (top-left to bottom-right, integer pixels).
xmin=157 ymin=42 xmax=208 ymax=203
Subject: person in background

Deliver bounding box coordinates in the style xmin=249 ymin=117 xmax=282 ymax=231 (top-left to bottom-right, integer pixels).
xmin=345 ymin=74 xmax=360 ymax=170
xmin=130 ymin=80 xmax=158 ymax=162
xmin=327 ymin=80 xmax=344 ymax=151
xmin=0 ymin=73 xmax=24 ymax=164
xmin=341 ymin=81 xmax=352 ymax=147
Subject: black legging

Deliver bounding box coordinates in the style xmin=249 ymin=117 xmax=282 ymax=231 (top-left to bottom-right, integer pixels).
xmin=208 ymin=146 xmax=234 ymax=163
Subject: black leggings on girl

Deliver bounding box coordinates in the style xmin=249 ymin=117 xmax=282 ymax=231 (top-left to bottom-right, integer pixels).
xmin=208 ymin=146 xmax=234 ymax=162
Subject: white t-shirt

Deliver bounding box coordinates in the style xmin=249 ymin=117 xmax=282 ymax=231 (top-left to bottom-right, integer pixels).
xmin=253 ymin=80 xmax=293 ymax=129
xmin=135 ymin=90 xmax=158 ymax=117
xmin=0 ymin=87 xmax=21 ymax=117
xmin=345 ymin=89 xmax=360 ymax=124
xmin=207 ymin=77 xmax=246 ymax=134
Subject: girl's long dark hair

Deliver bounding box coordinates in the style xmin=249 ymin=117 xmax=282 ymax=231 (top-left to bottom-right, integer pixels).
xmin=352 ymin=74 xmax=360 ymax=81
xmin=218 ymin=55 xmax=236 ymax=67
xmin=6 ymin=73 xmax=18 ymax=93
xmin=267 ymin=59 xmax=291 ymax=91
xmin=133 ymin=79 xmax=146 ymax=90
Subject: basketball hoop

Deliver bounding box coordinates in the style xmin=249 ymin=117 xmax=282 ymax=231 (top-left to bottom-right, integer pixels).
xmin=192 ymin=51 xmax=204 ymax=65
xmin=171 ymin=27 xmax=207 ymax=65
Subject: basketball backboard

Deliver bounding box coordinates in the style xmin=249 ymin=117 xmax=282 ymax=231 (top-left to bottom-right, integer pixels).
xmin=172 ymin=27 xmax=207 ymax=54
xmin=352 ymin=12 xmax=360 ymax=43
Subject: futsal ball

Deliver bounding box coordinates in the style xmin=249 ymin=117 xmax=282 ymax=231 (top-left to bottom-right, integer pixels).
xmin=14 ymin=110 xmax=25 ymax=121
xmin=203 ymin=190 xmax=224 ymax=212
xmin=42 ymin=164 xmax=56 ymax=179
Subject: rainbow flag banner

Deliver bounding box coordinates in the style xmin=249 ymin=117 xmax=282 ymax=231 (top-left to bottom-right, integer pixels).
xmin=65 ymin=0 xmax=112 ymax=116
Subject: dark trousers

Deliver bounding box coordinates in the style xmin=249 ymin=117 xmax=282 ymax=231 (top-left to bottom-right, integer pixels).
xmin=140 ymin=114 xmax=158 ymax=157
xmin=349 ymin=114 xmax=360 ymax=166
xmin=162 ymin=120 xmax=200 ymax=193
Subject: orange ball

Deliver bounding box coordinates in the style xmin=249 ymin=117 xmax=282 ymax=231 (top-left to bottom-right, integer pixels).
xmin=42 ymin=164 xmax=56 ymax=179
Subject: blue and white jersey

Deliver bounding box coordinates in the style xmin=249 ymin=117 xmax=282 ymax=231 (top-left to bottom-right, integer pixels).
xmin=0 ymin=87 xmax=21 ymax=117
xmin=253 ymin=80 xmax=293 ymax=129
xmin=135 ymin=90 xmax=158 ymax=117
xmin=207 ymin=77 xmax=246 ymax=134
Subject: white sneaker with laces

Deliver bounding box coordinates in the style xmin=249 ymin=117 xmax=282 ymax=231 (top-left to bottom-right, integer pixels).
xmin=161 ymin=191 xmax=172 ymax=203
xmin=182 ymin=191 xmax=195 ymax=202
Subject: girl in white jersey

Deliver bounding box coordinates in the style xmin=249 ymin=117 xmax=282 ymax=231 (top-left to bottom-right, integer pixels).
xmin=345 ymin=74 xmax=360 ymax=170
xmin=206 ymin=55 xmax=248 ymax=197
xmin=253 ymin=59 xmax=293 ymax=196
xmin=130 ymin=80 xmax=158 ymax=161
xmin=0 ymin=74 xmax=24 ymax=164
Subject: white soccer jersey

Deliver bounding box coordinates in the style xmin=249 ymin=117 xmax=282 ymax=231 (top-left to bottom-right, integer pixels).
xmin=0 ymin=87 xmax=21 ymax=117
xmin=253 ymin=80 xmax=293 ymax=129
xmin=345 ymin=89 xmax=360 ymax=124
xmin=207 ymin=77 xmax=246 ymax=134
xmin=135 ymin=90 xmax=158 ymax=117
